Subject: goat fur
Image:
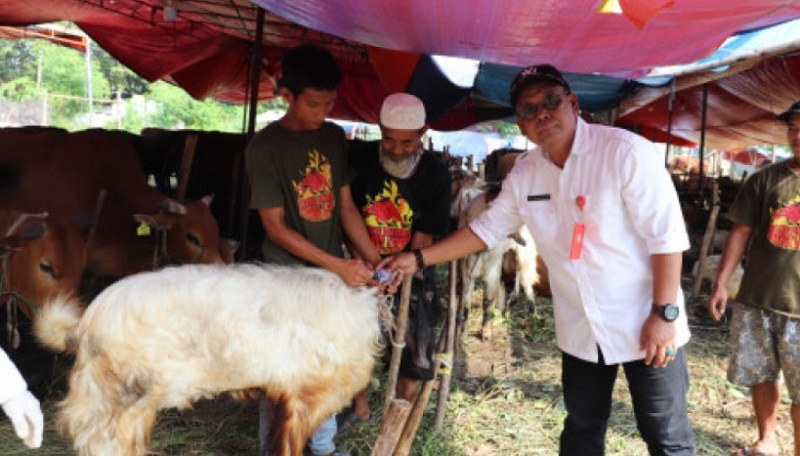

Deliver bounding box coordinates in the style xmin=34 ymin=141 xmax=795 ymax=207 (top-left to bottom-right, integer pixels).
xmin=692 ymin=253 xmax=744 ymax=299
xmin=458 ymin=188 xmax=539 ymax=340
xmin=36 ymin=263 xmax=383 ymax=456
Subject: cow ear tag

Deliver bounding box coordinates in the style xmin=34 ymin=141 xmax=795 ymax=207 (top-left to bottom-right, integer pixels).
xmin=137 ymin=220 xmax=151 ymax=236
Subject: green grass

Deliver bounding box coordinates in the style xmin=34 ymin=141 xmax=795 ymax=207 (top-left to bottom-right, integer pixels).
xmin=1 ymin=288 xmax=795 ymax=455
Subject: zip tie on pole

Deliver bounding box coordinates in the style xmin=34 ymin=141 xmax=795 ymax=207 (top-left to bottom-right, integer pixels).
xmin=437 ymin=352 xmax=453 ymax=375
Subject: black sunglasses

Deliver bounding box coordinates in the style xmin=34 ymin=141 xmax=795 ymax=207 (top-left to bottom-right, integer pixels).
xmin=515 ymin=92 xmax=565 ymax=120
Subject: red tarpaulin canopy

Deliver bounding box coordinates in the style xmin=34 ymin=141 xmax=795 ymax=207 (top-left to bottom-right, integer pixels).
xmin=721 ymin=148 xmax=773 ymax=166
xmin=253 ymin=0 xmax=800 ymax=76
xmin=2 ymin=0 xmax=800 ymax=138
xmin=617 ymin=54 xmax=800 ymax=149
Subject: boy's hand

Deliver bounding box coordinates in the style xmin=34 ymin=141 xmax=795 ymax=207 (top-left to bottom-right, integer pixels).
xmin=334 ymin=258 xmax=376 ymax=286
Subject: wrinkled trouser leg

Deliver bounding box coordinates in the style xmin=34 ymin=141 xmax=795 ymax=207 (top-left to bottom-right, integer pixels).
xmin=624 ymin=348 xmax=696 ymax=456
xmin=559 ymin=350 xmax=618 ymax=456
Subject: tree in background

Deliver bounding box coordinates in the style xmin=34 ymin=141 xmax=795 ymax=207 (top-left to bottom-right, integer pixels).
xmin=139 ymin=81 xmax=243 ymax=131
xmin=0 ymin=40 xmax=38 ymax=83
xmin=92 ymin=44 xmax=149 ymax=98
xmin=0 ymin=34 xmax=288 ymax=133
xmin=38 ymin=41 xmax=111 ymax=129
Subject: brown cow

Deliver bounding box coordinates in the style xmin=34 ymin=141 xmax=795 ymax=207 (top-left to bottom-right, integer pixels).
xmin=138 ymin=128 xmax=250 ymax=240
xmin=139 ymin=128 xmax=263 ymax=260
xmin=0 ymin=209 xmax=87 ymax=396
xmin=0 ymin=210 xmax=87 ymax=320
xmin=0 ymin=128 xmax=236 ymax=281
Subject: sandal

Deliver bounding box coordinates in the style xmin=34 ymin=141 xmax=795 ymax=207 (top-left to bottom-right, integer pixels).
xmin=336 ymin=410 xmax=372 ymax=436
xmin=733 ymin=446 xmax=779 ymax=456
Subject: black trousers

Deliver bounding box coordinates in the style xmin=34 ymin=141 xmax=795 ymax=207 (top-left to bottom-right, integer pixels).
xmin=559 ymin=348 xmax=696 ymax=456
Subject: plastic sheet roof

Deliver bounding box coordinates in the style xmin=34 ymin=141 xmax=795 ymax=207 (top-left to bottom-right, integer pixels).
xmin=253 ymin=0 xmax=800 ymax=77
xmin=2 ymin=1 xmax=800 ymax=143
xmin=618 ymin=18 xmax=800 ymax=149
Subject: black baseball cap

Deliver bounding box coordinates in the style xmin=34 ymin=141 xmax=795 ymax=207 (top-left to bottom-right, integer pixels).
xmin=509 ymin=64 xmax=571 ymax=107
xmin=778 ymin=100 xmax=800 ymax=121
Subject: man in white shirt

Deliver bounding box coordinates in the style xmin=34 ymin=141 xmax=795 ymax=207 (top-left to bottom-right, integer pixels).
xmin=1 ymin=348 xmax=44 ymax=449
xmin=380 ymin=64 xmax=695 ymax=455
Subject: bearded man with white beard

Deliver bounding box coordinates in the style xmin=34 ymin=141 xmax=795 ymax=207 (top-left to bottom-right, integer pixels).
xmin=342 ymin=93 xmax=451 ymax=433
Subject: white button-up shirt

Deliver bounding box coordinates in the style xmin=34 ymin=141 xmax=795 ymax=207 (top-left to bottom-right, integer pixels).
xmin=0 ymin=348 xmax=27 ymax=404
xmin=471 ymin=118 xmax=690 ymax=364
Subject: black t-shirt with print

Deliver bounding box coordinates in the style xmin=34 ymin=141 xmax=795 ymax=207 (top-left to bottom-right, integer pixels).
xmin=349 ymin=140 xmax=451 ymax=255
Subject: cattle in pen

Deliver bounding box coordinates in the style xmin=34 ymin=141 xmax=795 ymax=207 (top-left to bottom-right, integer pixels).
xmin=0 ymin=128 xmax=237 ymax=283
xmin=0 ymin=209 xmax=87 ymax=395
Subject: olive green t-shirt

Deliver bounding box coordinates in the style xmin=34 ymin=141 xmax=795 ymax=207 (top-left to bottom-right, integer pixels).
xmin=245 ymin=121 xmax=351 ymax=265
xmin=728 ymin=161 xmax=800 ymax=316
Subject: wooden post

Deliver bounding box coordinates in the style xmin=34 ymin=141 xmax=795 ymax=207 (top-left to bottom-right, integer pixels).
xmin=371 ymin=399 xmax=412 ymax=456
xmin=85 ymin=188 xmax=107 ymax=253
xmin=393 ymin=376 xmax=435 ymax=456
xmin=383 ymin=274 xmax=413 ymax=416
xmin=692 ymin=180 xmax=720 ymax=296
xmin=176 ymin=133 xmax=198 ymax=202
xmin=455 ymin=255 xmax=471 ymax=355
xmin=393 ymin=260 xmax=459 ymax=455
xmin=434 ymin=260 xmax=458 ymax=430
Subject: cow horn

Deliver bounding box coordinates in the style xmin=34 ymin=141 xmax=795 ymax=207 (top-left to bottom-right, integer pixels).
xmin=17 ymin=221 xmax=48 ymax=240
xmin=160 ymin=199 xmax=188 ymax=215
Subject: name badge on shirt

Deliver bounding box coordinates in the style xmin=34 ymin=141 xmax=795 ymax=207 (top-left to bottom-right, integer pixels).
xmin=570 ymin=195 xmax=587 ymax=259
xmin=570 ymin=223 xmax=585 ymax=259
xmin=527 ymin=194 xmax=550 ymax=201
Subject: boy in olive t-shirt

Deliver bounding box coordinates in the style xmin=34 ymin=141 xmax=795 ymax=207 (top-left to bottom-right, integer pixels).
xmin=245 ymin=43 xmax=381 ymax=456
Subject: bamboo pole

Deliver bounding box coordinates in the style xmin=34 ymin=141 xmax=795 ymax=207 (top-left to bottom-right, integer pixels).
xmin=392 ymin=358 xmax=436 ymax=456
xmin=175 ymin=133 xmax=198 ymax=203
xmin=393 ymin=260 xmax=458 ymax=455
xmin=371 ymin=399 xmax=412 ymax=456
xmin=383 ymin=274 xmax=413 ymax=417
xmin=433 ymin=260 xmax=458 ymax=430
xmin=692 ymin=180 xmax=720 ymax=296
xmin=85 ymin=188 xmax=107 ymax=253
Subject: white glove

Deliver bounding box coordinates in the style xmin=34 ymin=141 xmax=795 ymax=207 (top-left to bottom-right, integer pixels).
xmin=1 ymin=389 xmax=44 ymax=448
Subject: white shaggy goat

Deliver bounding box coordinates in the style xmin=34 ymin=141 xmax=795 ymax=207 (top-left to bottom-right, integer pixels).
xmin=35 ymin=263 xmax=383 ymax=456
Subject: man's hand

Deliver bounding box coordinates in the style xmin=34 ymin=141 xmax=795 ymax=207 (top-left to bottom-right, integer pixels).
xmin=707 ymin=282 xmax=729 ymax=321
xmin=2 ymin=389 xmax=44 ymax=448
xmin=377 ymin=252 xmax=418 ymax=289
xmin=640 ymin=314 xmax=678 ymax=368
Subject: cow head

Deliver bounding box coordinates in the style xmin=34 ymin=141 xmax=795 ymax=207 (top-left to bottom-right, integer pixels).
xmin=133 ymin=195 xmax=239 ymax=267
xmin=0 ymin=211 xmax=88 ymax=320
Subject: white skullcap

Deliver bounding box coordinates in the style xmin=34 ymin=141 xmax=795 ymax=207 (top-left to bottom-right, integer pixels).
xmin=380 ymin=93 xmax=426 ymax=130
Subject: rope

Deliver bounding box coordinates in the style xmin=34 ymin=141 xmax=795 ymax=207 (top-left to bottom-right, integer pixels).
xmin=0 ymin=256 xmax=25 ymax=350
xmin=0 ymin=248 xmax=40 ymax=348
xmin=5 ymin=300 xmax=19 ymax=349
xmin=0 ymin=212 xmax=51 ymax=348
xmin=377 ymin=292 xmax=406 ymax=349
